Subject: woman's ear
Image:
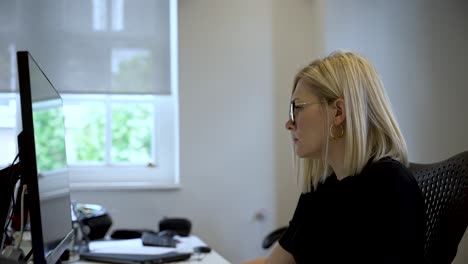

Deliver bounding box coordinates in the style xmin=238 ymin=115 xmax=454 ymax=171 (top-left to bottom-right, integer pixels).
xmin=333 ymin=98 xmax=346 ymax=125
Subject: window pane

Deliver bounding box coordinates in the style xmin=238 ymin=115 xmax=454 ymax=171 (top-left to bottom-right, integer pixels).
xmin=33 ymin=106 xmax=67 ymax=172
xmin=0 ymin=98 xmax=16 ymax=166
xmin=111 ymin=102 xmax=152 ymax=163
xmin=0 ymin=128 xmax=16 ymax=165
xmin=64 ymin=102 xmax=105 ymax=163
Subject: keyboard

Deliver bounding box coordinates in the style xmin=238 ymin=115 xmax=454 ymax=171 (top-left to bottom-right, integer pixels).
xmin=142 ymin=232 xmax=178 ymax=248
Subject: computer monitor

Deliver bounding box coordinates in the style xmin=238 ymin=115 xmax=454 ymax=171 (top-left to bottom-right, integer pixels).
xmin=16 ymin=51 xmax=74 ymax=264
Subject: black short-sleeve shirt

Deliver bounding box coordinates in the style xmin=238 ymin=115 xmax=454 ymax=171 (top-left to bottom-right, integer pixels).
xmin=279 ymin=158 xmax=426 ymax=264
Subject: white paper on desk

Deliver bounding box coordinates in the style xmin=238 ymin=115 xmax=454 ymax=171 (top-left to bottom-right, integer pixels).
xmin=174 ymin=236 xmax=206 ymax=252
xmin=88 ymin=236 xmax=207 ymax=255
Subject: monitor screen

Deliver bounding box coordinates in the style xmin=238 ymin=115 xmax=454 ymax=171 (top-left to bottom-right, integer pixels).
xmin=16 ymin=51 xmax=74 ymax=264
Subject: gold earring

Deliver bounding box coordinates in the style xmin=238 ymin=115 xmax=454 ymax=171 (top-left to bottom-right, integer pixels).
xmin=329 ymin=124 xmax=344 ymax=140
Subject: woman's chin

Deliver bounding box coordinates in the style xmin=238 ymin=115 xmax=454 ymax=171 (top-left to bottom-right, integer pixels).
xmin=295 ymin=150 xmax=311 ymax=159
xmin=295 ymin=149 xmax=322 ymax=159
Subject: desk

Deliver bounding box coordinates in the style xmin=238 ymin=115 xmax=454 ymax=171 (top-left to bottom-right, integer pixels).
xmin=71 ymin=236 xmax=231 ymax=264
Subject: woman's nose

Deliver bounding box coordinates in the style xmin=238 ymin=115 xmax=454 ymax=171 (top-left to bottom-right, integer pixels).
xmin=285 ymin=119 xmax=294 ymax=130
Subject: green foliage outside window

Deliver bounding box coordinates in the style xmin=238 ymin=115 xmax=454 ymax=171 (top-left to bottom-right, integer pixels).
xmin=33 ymin=107 xmax=67 ymax=172
xmin=64 ymin=102 xmax=152 ymax=164
xmin=69 ymin=104 xmax=106 ymax=162
xmin=112 ymin=103 xmax=152 ymax=162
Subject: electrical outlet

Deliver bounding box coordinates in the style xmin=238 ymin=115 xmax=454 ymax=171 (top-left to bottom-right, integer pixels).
xmin=253 ymin=209 xmax=267 ymax=222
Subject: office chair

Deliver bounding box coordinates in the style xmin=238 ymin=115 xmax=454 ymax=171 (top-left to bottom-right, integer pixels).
xmin=410 ymin=151 xmax=468 ymax=264
xmin=262 ymin=151 xmax=468 ymax=264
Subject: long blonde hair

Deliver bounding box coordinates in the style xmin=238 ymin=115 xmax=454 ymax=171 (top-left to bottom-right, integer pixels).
xmin=293 ymin=50 xmax=408 ymax=192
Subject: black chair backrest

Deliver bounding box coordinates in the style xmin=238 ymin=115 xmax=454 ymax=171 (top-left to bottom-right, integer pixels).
xmin=410 ymin=151 xmax=468 ymax=264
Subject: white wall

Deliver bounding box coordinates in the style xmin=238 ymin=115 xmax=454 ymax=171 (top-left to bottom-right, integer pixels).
xmin=325 ymin=0 xmax=468 ymax=262
xmin=271 ymin=0 xmax=325 ymax=228
xmin=72 ymin=1 xmax=323 ymax=263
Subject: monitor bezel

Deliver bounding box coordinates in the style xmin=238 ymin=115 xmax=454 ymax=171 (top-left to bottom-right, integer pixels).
xmin=16 ymin=51 xmax=74 ymax=264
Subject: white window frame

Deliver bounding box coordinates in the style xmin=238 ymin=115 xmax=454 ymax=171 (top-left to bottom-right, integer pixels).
xmin=66 ymin=94 xmax=179 ymax=190
xmin=67 ymin=0 xmax=180 ymax=190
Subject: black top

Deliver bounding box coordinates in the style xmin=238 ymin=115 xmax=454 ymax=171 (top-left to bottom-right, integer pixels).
xmin=279 ymin=157 xmax=426 ymax=264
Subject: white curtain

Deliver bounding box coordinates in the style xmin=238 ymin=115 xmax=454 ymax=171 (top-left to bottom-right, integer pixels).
xmin=0 ymin=0 xmax=171 ymax=95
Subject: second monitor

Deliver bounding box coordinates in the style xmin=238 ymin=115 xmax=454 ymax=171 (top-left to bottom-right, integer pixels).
xmin=16 ymin=51 xmax=74 ymax=264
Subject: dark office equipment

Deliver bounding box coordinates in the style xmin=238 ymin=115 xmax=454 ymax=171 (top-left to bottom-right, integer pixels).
xmin=80 ymin=251 xmax=191 ymax=264
xmin=262 ymin=151 xmax=468 ymax=264
xmin=193 ymin=246 xmax=211 ymax=254
xmin=159 ymin=218 xmax=191 ymax=237
xmin=141 ymin=232 xmax=178 ymax=248
xmin=111 ymin=229 xmax=148 ymax=240
xmin=15 ymin=51 xmax=74 ymax=264
xmin=74 ymin=203 xmax=113 ymax=240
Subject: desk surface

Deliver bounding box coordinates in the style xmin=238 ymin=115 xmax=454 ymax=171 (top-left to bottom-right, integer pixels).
xmin=74 ymin=251 xmax=229 ymax=264
xmin=69 ymin=236 xmax=230 ymax=264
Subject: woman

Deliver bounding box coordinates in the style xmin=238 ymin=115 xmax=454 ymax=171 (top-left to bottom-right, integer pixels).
xmin=245 ymin=51 xmax=426 ymax=263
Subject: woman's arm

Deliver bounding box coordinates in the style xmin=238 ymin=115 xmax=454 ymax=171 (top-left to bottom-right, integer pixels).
xmin=266 ymin=244 xmax=295 ymax=264
xmin=242 ymin=244 xmax=295 ymax=264
xmin=243 ymin=194 xmax=305 ymax=264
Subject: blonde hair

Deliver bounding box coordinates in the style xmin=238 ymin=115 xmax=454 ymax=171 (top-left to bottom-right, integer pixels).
xmin=293 ymin=50 xmax=408 ymax=192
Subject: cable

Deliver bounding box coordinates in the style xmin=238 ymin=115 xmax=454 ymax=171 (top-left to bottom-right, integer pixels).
xmin=1 ymin=180 xmax=18 ymax=252
xmin=5 ymin=154 xmax=19 ymax=185
xmin=24 ymin=248 xmax=33 ymax=262
xmin=2 ymin=173 xmax=19 ymax=234
xmin=0 ymin=228 xmax=6 ymax=253
xmin=3 ymin=154 xmax=20 ymax=232
xmin=1 ymin=190 xmax=14 ymax=252
xmin=15 ymin=184 xmax=27 ymax=249
xmin=1 ymin=154 xmax=21 ymax=252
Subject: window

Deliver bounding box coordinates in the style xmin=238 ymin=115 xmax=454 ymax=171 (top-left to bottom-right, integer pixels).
xmin=0 ymin=94 xmax=17 ymax=167
xmin=0 ymin=0 xmax=179 ymax=189
xmin=65 ymin=94 xmax=178 ymax=190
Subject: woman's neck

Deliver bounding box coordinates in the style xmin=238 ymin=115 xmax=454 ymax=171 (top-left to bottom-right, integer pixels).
xmin=328 ymin=139 xmax=346 ymax=180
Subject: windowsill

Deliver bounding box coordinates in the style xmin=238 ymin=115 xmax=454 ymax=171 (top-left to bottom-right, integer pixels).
xmin=68 ymin=165 xmax=179 ymax=191
xmin=70 ymin=182 xmax=181 ymax=191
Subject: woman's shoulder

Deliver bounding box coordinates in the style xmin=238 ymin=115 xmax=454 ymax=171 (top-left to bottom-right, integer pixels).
xmin=366 ymin=157 xmax=409 ymax=174
xmin=364 ymin=157 xmax=418 ymax=189
xmin=367 ymin=156 xmax=405 ymax=170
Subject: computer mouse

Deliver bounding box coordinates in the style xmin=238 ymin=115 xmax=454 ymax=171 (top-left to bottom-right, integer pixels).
xmin=193 ymin=246 xmax=211 ymax=253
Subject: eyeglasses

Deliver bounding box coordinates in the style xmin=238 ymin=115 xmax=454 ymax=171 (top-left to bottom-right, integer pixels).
xmin=289 ymin=100 xmax=325 ymax=124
